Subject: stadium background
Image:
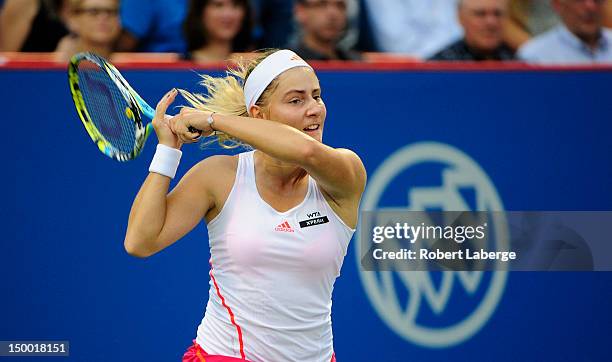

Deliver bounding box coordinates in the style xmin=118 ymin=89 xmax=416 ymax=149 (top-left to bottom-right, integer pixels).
xmin=1 ymin=62 xmax=612 ymax=361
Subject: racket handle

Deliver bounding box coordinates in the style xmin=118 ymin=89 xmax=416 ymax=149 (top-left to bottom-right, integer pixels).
xmin=146 ymin=122 xmax=153 ymax=137
xmin=188 ymin=126 xmax=203 ymax=135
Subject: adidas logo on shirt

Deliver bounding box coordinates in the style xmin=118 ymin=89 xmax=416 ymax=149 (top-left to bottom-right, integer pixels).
xmin=274 ymin=221 xmax=295 ymax=233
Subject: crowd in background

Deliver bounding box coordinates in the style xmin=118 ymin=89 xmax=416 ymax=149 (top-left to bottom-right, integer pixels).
xmin=0 ymin=0 xmax=611 ymax=64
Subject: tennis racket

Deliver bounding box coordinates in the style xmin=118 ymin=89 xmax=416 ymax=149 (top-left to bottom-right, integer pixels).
xmin=68 ymin=52 xmax=158 ymax=161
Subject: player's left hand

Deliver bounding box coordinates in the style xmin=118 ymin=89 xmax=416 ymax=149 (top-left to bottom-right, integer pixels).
xmin=169 ymin=107 xmax=215 ymax=144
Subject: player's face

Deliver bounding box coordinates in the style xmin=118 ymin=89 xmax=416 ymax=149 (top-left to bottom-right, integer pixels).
xmin=72 ymin=0 xmax=120 ymax=45
xmin=266 ymin=67 xmax=326 ymax=143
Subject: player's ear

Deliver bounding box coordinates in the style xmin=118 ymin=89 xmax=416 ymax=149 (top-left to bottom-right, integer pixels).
xmin=250 ymin=105 xmax=265 ymax=119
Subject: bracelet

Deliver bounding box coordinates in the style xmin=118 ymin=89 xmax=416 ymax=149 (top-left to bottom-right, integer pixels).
xmin=149 ymin=144 xmax=182 ymax=179
xmin=207 ymin=112 xmax=216 ymax=130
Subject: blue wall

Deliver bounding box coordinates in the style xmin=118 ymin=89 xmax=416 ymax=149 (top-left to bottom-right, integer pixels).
xmin=1 ymin=67 xmax=611 ymax=361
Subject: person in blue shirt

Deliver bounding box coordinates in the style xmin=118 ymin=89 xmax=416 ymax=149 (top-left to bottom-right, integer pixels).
xmin=518 ymin=0 xmax=612 ymax=64
xmin=117 ymin=0 xmax=188 ymax=53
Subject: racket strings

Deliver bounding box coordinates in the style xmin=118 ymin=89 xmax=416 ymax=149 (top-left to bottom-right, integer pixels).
xmin=77 ymin=60 xmax=137 ymax=154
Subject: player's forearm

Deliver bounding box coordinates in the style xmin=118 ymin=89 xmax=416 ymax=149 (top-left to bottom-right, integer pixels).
xmin=124 ymin=174 xmax=171 ymax=257
xmin=212 ymin=114 xmax=319 ymax=165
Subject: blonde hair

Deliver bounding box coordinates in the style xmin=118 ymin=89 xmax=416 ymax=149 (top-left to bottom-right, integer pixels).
xmin=179 ymin=49 xmax=280 ymax=149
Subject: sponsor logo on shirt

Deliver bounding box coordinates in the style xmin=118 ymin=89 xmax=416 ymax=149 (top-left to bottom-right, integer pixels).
xmin=275 ymin=221 xmax=295 ymax=232
xmin=299 ymin=211 xmax=330 ymax=228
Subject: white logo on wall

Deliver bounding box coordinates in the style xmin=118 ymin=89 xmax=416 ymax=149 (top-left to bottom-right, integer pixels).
xmin=356 ymin=142 xmax=509 ymax=348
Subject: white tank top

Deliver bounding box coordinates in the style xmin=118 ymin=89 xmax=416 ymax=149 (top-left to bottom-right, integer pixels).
xmin=196 ymin=150 xmax=354 ymax=362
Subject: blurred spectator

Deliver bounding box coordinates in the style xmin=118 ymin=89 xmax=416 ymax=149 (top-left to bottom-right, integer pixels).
xmin=503 ymin=0 xmax=560 ymax=51
xmin=251 ymin=0 xmax=368 ymax=53
xmin=363 ymin=0 xmax=463 ymax=58
xmin=251 ymin=0 xmax=294 ymax=48
xmin=430 ymin=0 xmax=515 ymax=61
xmin=350 ymin=0 xmax=378 ymax=52
xmin=0 ymin=0 xmax=70 ymax=52
xmin=54 ymin=0 xmax=120 ymax=61
xmin=518 ymin=0 xmax=612 ymax=64
xmin=183 ymin=0 xmax=252 ymax=61
xmin=117 ymin=0 xmax=188 ymax=53
xmin=291 ymin=0 xmax=361 ymax=60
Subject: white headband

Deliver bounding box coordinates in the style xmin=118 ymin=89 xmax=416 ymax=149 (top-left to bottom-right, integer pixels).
xmin=244 ymin=49 xmax=312 ymax=112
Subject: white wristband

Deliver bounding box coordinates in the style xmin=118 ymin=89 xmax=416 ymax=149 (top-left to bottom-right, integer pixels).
xmin=149 ymin=144 xmax=182 ymax=179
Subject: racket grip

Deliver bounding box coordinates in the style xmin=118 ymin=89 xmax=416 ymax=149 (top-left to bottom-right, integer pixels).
xmin=188 ymin=126 xmax=202 ymax=135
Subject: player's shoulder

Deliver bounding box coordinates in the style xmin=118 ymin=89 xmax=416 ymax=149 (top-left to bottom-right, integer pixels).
xmin=335 ymin=148 xmax=365 ymax=170
xmin=335 ymin=147 xmax=360 ymax=158
xmin=334 ymin=147 xmax=367 ymax=187
xmin=191 ymin=153 xmax=239 ymax=176
xmin=180 ymin=153 xmax=239 ymax=194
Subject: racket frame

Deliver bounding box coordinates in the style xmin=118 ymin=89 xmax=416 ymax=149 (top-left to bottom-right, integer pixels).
xmin=68 ymin=52 xmax=155 ymax=161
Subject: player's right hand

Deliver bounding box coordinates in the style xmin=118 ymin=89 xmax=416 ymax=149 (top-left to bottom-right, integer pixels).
xmin=152 ymin=88 xmax=182 ymax=149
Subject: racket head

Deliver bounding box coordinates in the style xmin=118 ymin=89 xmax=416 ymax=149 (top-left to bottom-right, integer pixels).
xmin=68 ymin=52 xmax=151 ymax=161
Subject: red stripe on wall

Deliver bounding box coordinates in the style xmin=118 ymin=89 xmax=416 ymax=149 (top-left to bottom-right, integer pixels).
xmin=2 ymin=57 xmax=612 ymax=72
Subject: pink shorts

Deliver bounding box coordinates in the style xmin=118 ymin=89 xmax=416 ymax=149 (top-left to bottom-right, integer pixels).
xmin=182 ymin=340 xmax=248 ymax=362
xmin=182 ymin=340 xmax=337 ymax=362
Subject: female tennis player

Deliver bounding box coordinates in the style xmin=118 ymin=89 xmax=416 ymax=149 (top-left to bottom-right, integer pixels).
xmin=124 ymin=49 xmax=366 ymax=362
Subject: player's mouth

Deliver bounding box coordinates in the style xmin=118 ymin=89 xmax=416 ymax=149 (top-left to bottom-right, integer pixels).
xmin=303 ymin=124 xmax=320 ymax=133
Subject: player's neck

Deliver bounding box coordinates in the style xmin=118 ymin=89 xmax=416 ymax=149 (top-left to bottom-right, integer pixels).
xmin=254 ymin=151 xmax=308 ymax=188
